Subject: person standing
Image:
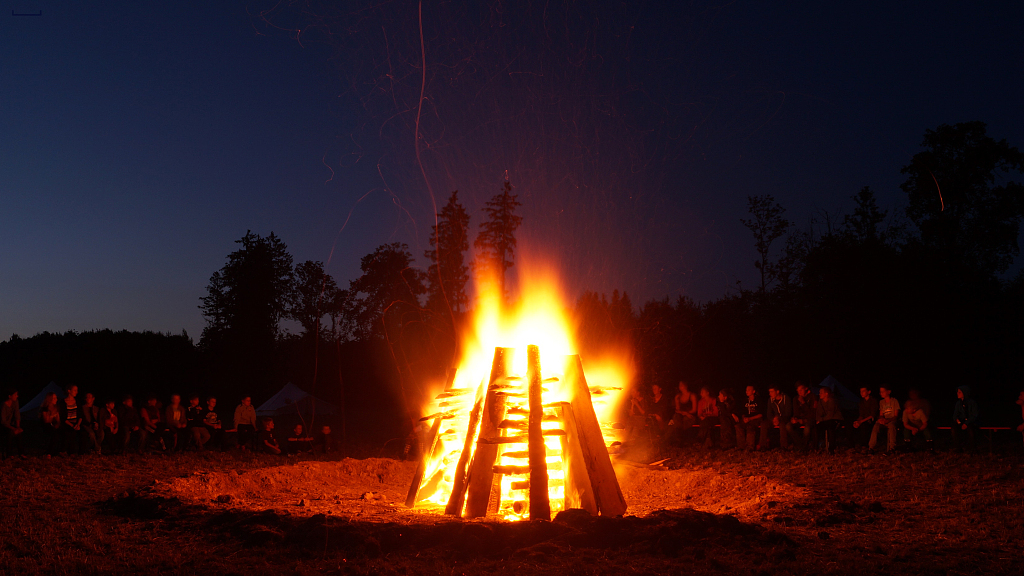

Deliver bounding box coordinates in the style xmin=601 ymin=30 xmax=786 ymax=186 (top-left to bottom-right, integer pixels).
xmin=233 ymin=396 xmax=258 ymax=451
xmin=869 ymin=386 xmax=900 ymax=453
xmin=952 ymin=386 xmax=980 ymax=451
xmin=80 ymin=392 xmax=103 ymax=454
xmin=164 ymin=394 xmax=188 ymax=451
xmin=852 ymin=387 xmax=879 ymax=448
xmin=1 ymin=388 xmax=25 ymax=459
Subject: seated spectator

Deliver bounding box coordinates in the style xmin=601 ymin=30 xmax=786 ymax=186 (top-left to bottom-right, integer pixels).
xmin=815 ymin=387 xmax=843 ymax=454
xmin=203 ymin=397 xmax=224 ymax=450
xmin=100 ymin=399 xmax=119 ymax=452
xmin=233 ymin=396 xmax=258 ymax=451
xmin=58 ymin=384 xmax=82 ymax=456
xmin=668 ymin=381 xmax=698 ymax=445
xmin=737 ymin=386 xmax=764 ymax=451
xmin=138 ymin=396 xmax=165 ymax=453
xmin=286 ymin=423 xmax=314 ymax=455
xmin=716 ymin=389 xmax=739 ymax=449
xmin=313 ymin=425 xmax=338 ymax=455
xmin=696 ymin=386 xmax=719 ymax=448
xmin=791 ymin=382 xmax=818 ymax=451
xmin=647 ymin=384 xmax=674 ymax=441
xmin=257 ymin=418 xmax=281 ymax=455
xmin=80 ymin=392 xmax=103 ymax=455
xmin=116 ymin=396 xmax=141 ymax=454
xmin=902 ymin=389 xmax=933 ymax=449
xmin=952 ymin=386 xmax=979 ymax=451
xmin=40 ymin=392 xmax=61 ymax=457
xmin=869 ymin=386 xmax=900 ymax=453
xmin=186 ymin=394 xmax=210 ymax=450
xmin=164 ymin=394 xmax=188 ymax=451
xmin=1 ymin=388 xmax=26 ymax=459
xmin=852 ymin=387 xmax=879 ymax=448
xmin=624 ymin=387 xmax=648 ymax=446
xmin=761 ymin=385 xmax=795 ymax=450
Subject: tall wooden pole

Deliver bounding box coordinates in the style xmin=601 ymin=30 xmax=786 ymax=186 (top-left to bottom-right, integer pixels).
xmin=463 ymin=347 xmax=513 ymax=518
xmin=527 ymin=344 xmax=551 ymax=521
xmin=444 ymin=381 xmax=485 ymax=516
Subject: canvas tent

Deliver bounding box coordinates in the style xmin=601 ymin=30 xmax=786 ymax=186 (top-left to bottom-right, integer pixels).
xmin=19 ymin=381 xmax=64 ymax=420
xmin=818 ymin=375 xmax=860 ymax=412
xmin=256 ymin=382 xmax=337 ymax=418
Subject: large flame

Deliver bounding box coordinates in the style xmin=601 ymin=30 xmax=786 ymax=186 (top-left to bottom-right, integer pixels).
xmin=415 ymin=264 xmax=631 ymax=519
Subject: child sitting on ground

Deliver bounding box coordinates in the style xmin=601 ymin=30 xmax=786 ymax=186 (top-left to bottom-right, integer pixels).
xmin=286 ymin=424 xmax=314 ymax=455
xmin=257 ymin=418 xmax=281 ymax=455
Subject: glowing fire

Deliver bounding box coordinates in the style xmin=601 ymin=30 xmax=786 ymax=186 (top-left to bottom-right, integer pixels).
xmin=413 ymin=266 xmax=630 ymax=519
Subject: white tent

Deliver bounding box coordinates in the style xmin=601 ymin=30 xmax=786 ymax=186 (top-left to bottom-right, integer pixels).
xmin=818 ymin=375 xmax=859 ymax=412
xmin=20 ymin=381 xmax=64 ymax=420
xmin=256 ymin=382 xmax=337 ymax=418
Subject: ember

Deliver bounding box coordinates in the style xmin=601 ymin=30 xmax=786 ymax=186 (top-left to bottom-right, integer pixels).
xmin=405 ymin=272 xmax=629 ymax=520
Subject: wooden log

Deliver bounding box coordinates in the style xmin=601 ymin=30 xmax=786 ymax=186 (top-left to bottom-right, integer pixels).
xmin=527 ymin=344 xmax=551 ymax=521
xmin=405 ymin=416 xmax=442 ymax=507
xmin=557 ymin=402 xmax=598 ymax=515
xmin=443 ymin=380 xmax=486 ymax=516
xmin=563 ymin=354 xmax=627 ymax=517
xmin=463 ymin=347 xmax=513 ymax=518
xmin=493 ymin=465 xmax=532 ymax=475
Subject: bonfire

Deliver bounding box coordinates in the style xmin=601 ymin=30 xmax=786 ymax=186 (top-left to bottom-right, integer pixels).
xmin=405 ymin=270 xmax=629 ymax=520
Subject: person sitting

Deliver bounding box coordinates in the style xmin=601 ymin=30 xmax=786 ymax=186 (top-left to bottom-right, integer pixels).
xmin=202 ymin=397 xmax=224 ymax=450
xmin=139 ymin=396 xmax=165 ymax=453
xmin=668 ymin=381 xmax=698 ymax=445
xmin=40 ymin=392 xmax=61 ymax=457
xmin=624 ymin=387 xmax=649 ymax=446
xmin=852 ymin=387 xmax=879 ymax=449
xmin=286 ymin=423 xmax=314 ymax=455
xmin=1 ymin=388 xmax=26 ymax=459
xmin=815 ymin=387 xmax=843 ymax=454
xmin=116 ymin=396 xmax=141 ymax=454
xmin=186 ymin=394 xmax=210 ymax=450
xmin=696 ymin=386 xmax=719 ymax=448
xmin=869 ymin=386 xmax=900 ymax=453
xmin=58 ymin=384 xmax=82 ymax=456
xmin=761 ymin=385 xmax=795 ymax=450
xmin=100 ymin=399 xmax=119 ymax=453
xmin=951 ymin=385 xmax=980 ymax=451
xmin=716 ymin=389 xmax=740 ymax=449
xmin=164 ymin=394 xmax=188 ymax=451
xmin=257 ymin=418 xmax=281 ymax=455
xmin=791 ymin=382 xmax=818 ymax=451
xmin=233 ymin=396 xmax=258 ymax=451
xmin=313 ymin=424 xmax=338 ymax=455
xmin=80 ymin=392 xmax=103 ymax=455
xmin=738 ymin=386 xmax=764 ymax=451
xmin=647 ymin=384 xmax=674 ymax=443
xmin=902 ymin=389 xmax=932 ymax=450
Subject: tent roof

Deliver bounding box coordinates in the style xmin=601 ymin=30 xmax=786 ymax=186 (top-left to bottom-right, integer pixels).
xmin=818 ymin=375 xmax=860 ymax=411
xmin=20 ymin=381 xmax=64 ymax=416
xmin=256 ymin=382 xmax=336 ymax=417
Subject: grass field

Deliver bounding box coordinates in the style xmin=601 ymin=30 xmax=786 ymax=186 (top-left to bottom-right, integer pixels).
xmin=2 ymin=444 xmax=1022 ymax=575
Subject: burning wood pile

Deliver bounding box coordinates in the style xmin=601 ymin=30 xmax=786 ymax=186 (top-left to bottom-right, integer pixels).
xmin=406 ymin=345 xmax=627 ymax=520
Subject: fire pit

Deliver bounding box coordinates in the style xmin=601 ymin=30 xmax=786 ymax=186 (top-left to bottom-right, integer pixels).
xmin=406 ymin=345 xmax=626 ymax=520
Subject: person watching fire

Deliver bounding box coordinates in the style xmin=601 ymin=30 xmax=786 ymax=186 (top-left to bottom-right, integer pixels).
xmin=815 ymin=388 xmax=843 ymax=454
xmin=852 ymin=387 xmax=879 ymax=449
xmin=696 ymin=386 xmax=719 ymax=448
xmin=762 ymin=385 xmax=794 ymax=451
xmin=868 ymin=386 xmax=900 ymax=453
xmin=791 ymin=382 xmax=818 ymax=451
xmin=902 ymin=389 xmax=932 ymax=450
xmin=738 ymin=386 xmax=764 ymax=451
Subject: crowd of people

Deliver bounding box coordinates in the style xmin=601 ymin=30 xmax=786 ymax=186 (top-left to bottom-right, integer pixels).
xmin=0 ymin=385 xmax=338 ymax=459
xmin=627 ymin=381 xmax=1024 ymax=454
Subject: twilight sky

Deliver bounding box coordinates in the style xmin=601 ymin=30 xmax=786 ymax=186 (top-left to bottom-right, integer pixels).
xmin=2 ymin=0 xmax=1022 ymax=341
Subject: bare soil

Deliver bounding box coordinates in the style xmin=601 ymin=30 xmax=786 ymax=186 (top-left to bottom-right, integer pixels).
xmin=1 ymin=447 xmax=1022 ymax=575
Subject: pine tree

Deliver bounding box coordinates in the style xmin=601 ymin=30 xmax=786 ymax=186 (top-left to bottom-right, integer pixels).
xmin=473 ymin=181 xmax=523 ymax=299
xmin=425 ymin=191 xmax=470 ymax=316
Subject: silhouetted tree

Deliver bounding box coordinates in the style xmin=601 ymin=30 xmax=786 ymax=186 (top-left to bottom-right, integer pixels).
xmin=289 ymin=260 xmax=341 ymax=340
xmin=348 ymin=243 xmax=426 ymax=340
xmin=474 ymin=181 xmax=523 ymax=299
xmin=741 ymin=195 xmax=791 ymax=295
xmin=425 ymin=191 xmax=471 ymax=317
xmin=901 ymin=121 xmax=1024 ymax=277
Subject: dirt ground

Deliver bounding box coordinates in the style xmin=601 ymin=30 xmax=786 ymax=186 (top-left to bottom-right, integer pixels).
xmin=1 ymin=446 xmax=1023 ymax=575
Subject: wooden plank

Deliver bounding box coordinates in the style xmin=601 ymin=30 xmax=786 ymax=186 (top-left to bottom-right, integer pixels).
xmin=557 ymin=402 xmax=598 ymax=515
xmin=443 ymin=380 xmax=486 ymax=516
xmin=527 ymin=344 xmax=551 ymax=521
xmin=405 ymin=416 xmax=442 ymax=507
xmin=463 ymin=347 xmax=513 ymax=518
xmin=564 ymin=354 xmax=627 ymax=517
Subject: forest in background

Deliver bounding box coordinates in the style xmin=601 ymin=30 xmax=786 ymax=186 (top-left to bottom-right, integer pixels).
xmin=2 ymin=121 xmax=1022 ymax=440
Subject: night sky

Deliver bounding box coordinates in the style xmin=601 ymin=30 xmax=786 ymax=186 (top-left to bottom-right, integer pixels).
xmin=2 ymin=0 xmax=1022 ymax=340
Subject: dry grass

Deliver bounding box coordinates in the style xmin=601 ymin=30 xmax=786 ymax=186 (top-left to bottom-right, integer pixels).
xmin=1 ymin=446 xmax=1022 ymax=575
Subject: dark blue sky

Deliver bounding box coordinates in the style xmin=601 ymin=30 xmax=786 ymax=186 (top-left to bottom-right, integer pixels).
xmin=2 ymin=1 xmax=1022 ymax=340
